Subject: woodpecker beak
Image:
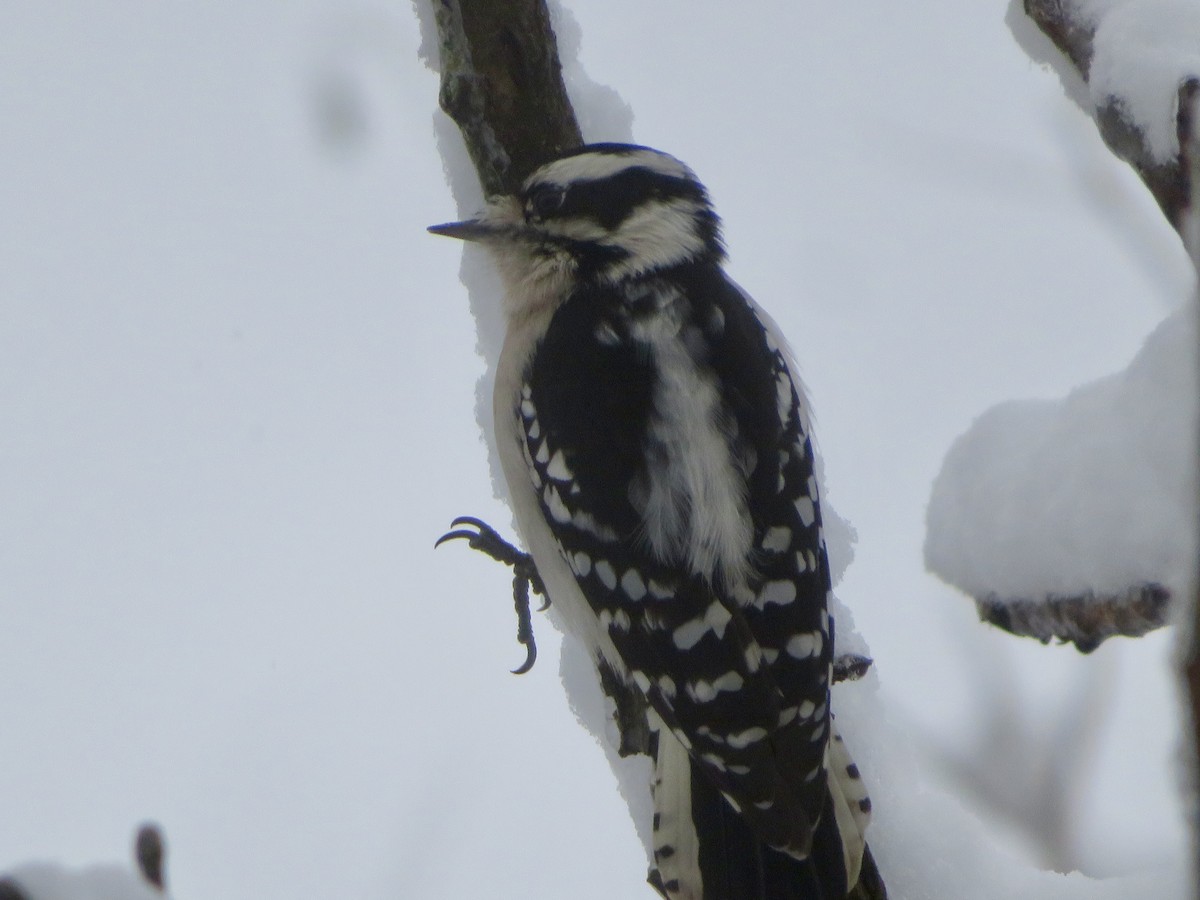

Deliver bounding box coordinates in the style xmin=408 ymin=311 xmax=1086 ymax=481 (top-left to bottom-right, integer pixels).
xmin=427 ymin=219 xmax=498 ymax=242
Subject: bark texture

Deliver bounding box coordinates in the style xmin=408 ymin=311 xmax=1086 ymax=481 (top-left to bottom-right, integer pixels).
xmin=976 ymin=583 xmax=1171 ymax=653
xmin=430 ymin=0 xmax=581 ymax=196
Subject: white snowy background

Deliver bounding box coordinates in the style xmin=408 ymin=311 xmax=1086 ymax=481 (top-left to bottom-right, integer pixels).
xmin=0 ymin=2 xmax=1194 ymax=898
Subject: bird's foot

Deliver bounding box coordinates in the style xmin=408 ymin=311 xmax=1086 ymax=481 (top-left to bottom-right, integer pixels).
xmin=832 ymin=654 xmax=873 ymax=683
xmin=436 ymin=516 xmax=547 ymax=674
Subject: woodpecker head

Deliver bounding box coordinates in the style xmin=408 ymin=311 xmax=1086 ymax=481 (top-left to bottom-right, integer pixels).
xmin=430 ymin=144 xmax=724 ymax=321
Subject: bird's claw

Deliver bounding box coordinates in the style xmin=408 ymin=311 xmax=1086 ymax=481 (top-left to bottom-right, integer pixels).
xmin=435 ymin=515 xmax=503 ymax=549
xmin=511 ymin=641 xmax=537 ymax=675
xmin=435 ymin=515 xmax=530 ymax=570
xmin=434 ymin=528 xmax=481 ymax=548
xmin=438 ymin=514 xmax=547 ymax=675
xmin=832 ymin=653 xmax=873 ymax=683
xmin=509 ymin=565 xmax=538 ymax=675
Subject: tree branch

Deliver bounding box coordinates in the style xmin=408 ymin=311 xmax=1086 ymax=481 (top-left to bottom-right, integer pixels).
xmin=1176 ymin=75 xmax=1200 ymax=896
xmin=976 ymin=583 xmax=1171 ymax=653
xmin=971 ymin=3 xmax=1199 ymax=658
xmin=1023 ymin=0 xmax=1194 ymax=233
xmin=430 ymin=0 xmax=581 ymax=196
xmin=1006 ymin=7 xmax=1200 ymax=888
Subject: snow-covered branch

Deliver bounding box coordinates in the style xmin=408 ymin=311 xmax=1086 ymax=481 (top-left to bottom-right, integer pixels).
xmin=942 ymin=5 xmax=1200 ymax=889
xmin=925 ymin=0 xmax=1200 ymax=656
xmin=976 ymin=583 xmax=1170 ymax=653
xmin=1022 ymin=0 xmax=1200 ymax=236
xmin=924 ymin=303 xmax=1196 ymax=652
xmin=1023 ymin=0 xmax=1200 ymax=234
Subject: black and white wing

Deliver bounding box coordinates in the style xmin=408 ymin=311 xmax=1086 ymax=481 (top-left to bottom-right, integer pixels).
xmin=507 ymin=261 xmax=868 ymax=896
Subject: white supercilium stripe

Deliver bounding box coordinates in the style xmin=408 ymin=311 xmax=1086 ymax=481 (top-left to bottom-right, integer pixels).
xmin=600 ymin=198 xmax=708 ymax=281
xmin=528 ymin=148 xmax=694 ymax=190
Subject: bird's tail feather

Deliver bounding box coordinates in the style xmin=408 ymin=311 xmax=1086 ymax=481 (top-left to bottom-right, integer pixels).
xmin=649 ymin=723 xmax=875 ymax=900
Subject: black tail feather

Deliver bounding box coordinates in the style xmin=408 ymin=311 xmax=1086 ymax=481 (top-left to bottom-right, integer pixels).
xmin=687 ymin=757 xmax=848 ymax=900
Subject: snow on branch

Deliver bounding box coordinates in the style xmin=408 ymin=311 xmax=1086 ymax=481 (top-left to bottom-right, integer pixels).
xmin=924 ymin=1 xmax=1200 ymax=654
xmin=925 ymin=302 xmax=1196 ymax=651
xmin=1023 ymin=0 xmax=1200 ymax=234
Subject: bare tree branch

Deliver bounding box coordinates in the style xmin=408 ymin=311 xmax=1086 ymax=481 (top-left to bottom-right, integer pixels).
xmin=430 ymin=0 xmax=581 ymax=196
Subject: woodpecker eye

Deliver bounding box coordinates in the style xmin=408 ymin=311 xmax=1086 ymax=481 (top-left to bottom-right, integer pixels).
xmin=527 ymin=186 xmax=567 ymax=220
